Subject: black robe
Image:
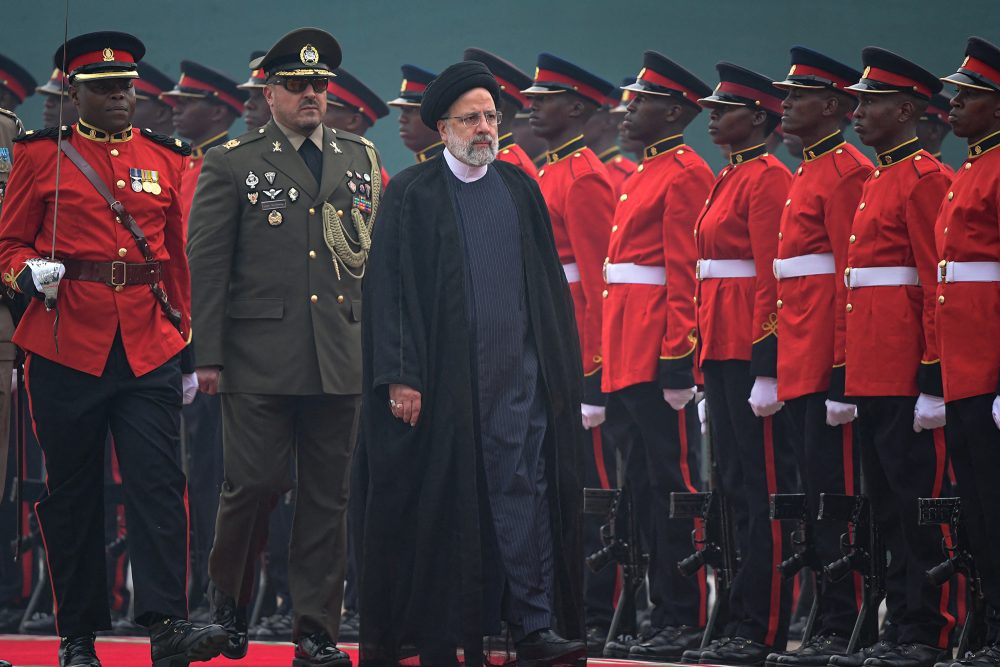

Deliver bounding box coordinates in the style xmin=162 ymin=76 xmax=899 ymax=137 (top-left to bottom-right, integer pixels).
xmin=357 ymin=157 xmax=586 ymax=663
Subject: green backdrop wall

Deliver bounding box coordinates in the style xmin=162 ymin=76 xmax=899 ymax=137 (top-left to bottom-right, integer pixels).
xmin=4 ymin=0 xmax=999 ymax=174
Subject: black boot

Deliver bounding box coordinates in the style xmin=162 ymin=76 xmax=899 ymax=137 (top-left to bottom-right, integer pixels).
xmin=947 ymin=644 xmax=1000 ymax=667
xmin=59 ymin=634 xmax=102 ymax=667
xmin=208 ymin=581 xmax=249 ymax=659
xmin=864 ymin=643 xmax=950 ymax=667
xmin=515 ymin=629 xmax=586 ymax=667
xmin=148 ymin=618 xmax=228 ymax=667
xmin=683 ymin=637 xmax=734 ymax=663
xmin=294 ymin=632 xmax=352 ymax=667
xmin=766 ymin=633 xmax=850 ymax=667
xmin=630 ymin=626 xmax=705 ymax=661
xmin=829 ymin=640 xmax=899 ymax=667
xmin=698 ymin=636 xmax=777 ymax=666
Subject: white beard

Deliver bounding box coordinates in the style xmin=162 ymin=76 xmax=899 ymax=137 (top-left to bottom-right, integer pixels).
xmin=444 ymin=126 xmax=498 ymax=167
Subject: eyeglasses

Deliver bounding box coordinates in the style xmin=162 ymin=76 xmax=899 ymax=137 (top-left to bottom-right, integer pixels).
xmin=268 ymin=77 xmax=327 ymax=94
xmin=440 ymin=110 xmax=502 ymax=127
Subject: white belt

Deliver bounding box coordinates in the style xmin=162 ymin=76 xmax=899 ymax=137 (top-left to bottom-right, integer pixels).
xmin=844 ymin=266 xmax=919 ymax=289
xmin=773 ymin=253 xmax=835 ymax=280
xmin=937 ymin=260 xmax=1000 ymax=284
xmin=562 ymin=262 xmax=580 ymax=283
xmin=603 ymin=262 xmax=666 ymax=286
xmin=696 ymin=258 xmax=756 ymax=281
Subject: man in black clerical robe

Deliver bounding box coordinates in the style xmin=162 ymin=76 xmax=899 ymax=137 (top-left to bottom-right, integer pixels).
xmin=357 ymin=61 xmax=588 ymax=667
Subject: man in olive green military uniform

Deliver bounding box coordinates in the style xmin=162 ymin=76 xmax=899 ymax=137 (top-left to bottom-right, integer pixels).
xmin=0 ymin=106 xmax=21 ymax=500
xmin=187 ymin=27 xmax=381 ymax=667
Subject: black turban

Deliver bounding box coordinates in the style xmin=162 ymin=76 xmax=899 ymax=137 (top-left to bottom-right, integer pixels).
xmin=420 ymin=60 xmax=500 ymax=129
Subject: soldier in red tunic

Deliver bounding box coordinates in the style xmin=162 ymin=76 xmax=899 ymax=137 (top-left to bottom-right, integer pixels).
xmin=918 ymin=93 xmax=955 ymax=174
xmin=834 ymin=48 xmax=954 ymax=667
xmin=935 ymin=36 xmax=1000 ymax=667
xmin=599 ymin=50 xmax=713 ymax=661
xmin=464 ymin=48 xmax=538 ymax=179
xmin=0 ymin=31 xmax=227 ymax=667
xmin=687 ymin=62 xmax=796 ymax=667
xmin=765 ymin=47 xmax=871 ymax=667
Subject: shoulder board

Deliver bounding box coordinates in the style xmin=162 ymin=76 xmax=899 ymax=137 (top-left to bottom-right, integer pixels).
xmin=672 ymin=147 xmax=703 ymax=167
xmin=333 ymin=128 xmax=375 ymax=149
xmin=14 ymin=125 xmax=72 ymax=143
xmin=912 ymin=153 xmax=944 ymax=178
xmin=141 ymin=128 xmax=191 ymax=156
xmin=831 ymin=145 xmax=866 ymax=177
xmin=222 ymin=127 xmax=270 ymax=152
xmin=568 ymin=150 xmax=602 ymax=179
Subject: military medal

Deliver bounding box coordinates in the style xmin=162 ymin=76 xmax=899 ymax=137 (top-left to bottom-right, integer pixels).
xmin=246 ymin=171 xmax=259 ymax=189
xmin=353 ymin=195 xmax=372 ymax=214
xmin=362 ymin=172 xmax=371 ymax=183
xmin=264 ymin=172 xmax=276 ymax=185
xmin=348 ymin=181 xmax=357 ymax=193
xmin=0 ymin=147 xmax=11 ymax=173
xmin=129 ymin=168 xmax=143 ymax=192
xmin=247 ymin=192 xmax=259 ymax=205
xmin=268 ymin=210 xmax=283 ymax=226
xmin=288 ymin=188 xmax=299 ymax=202
xmin=345 ymin=170 xmax=354 ymax=178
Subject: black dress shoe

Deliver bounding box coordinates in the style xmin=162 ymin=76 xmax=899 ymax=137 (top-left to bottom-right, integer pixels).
xmin=864 ymin=643 xmax=950 ymax=667
xmin=683 ymin=637 xmax=733 ymax=663
xmin=830 ymin=641 xmax=899 ymax=667
xmin=209 ymin=582 xmax=249 ymax=659
xmin=946 ymin=645 xmax=1000 ymax=667
xmin=148 ymin=618 xmax=228 ymax=667
xmin=515 ymin=628 xmax=586 ymax=667
xmin=585 ymin=625 xmax=608 ymax=655
xmin=59 ymin=634 xmax=102 ymax=667
xmin=630 ymin=626 xmax=705 ymax=661
xmin=767 ymin=634 xmax=850 ymax=667
xmin=294 ymin=632 xmax=352 ymax=667
xmin=340 ymin=610 xmax=360 ymax=642
xmin=700 ymin=637 xmax=776 ymax=666
xmin=603 ymin=630 xmax=650 ymax=659
xmin=1 ymin=659 xmax=12 ymax=667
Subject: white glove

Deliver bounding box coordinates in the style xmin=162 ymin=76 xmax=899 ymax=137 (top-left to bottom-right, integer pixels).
xmin=825 ymin=399 xmax=858 ymax=426
xmin=663 ymin=386 xmax=697 ymax=411
xmin=913 ymin=393 xmax=946 ymax=432
xmin=992 ymin=396 xmax=1000 ymax=431
xmin=182 ymin=372 xmax=199 ymax=405
xmin=581 ymin=403 xmax=607 ymax=430
xmin=24 ymin=258 xmax=65 ymax=292
xmin=748 ymin=376 xmax=784 ymax=417
xmin=697 ymin=397 xmax=708 ymax=436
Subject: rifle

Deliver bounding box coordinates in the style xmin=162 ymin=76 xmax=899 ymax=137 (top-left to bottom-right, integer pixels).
xmin=918 ymin=497 xmax=985 ymax=658
xmin=818 ymin=493 xmax=885 ymax=653
xmin=583 ymin=486 xmax=647 ymax=646
xmin=770 ymin=493 xmax=820 ymax=643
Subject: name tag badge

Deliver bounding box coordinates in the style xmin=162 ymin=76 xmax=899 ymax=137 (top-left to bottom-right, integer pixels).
xmin=261 ymin=199 xmax=287 ymax=211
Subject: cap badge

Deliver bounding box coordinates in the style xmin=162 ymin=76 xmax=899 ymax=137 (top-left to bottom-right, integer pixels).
xmin=102 ymin=48 xmax=115 ymax=62
xmin=788 ymin=65 xmax=797 ymax=76
xmin=862 ymin=66 xmax=871 ymax=79
xmin=399 ymin=79 xmax=408 ymax=94
xmin=638 ymin=67 xmax=648 ymax=79
xmin=300 ymin=44 xmax=320 ymax=66
xmin=962 ymin=56 xmax=970 ymax=67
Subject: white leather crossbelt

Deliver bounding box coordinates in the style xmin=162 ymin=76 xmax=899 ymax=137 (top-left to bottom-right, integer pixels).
xmin=696 ymin=258 xmax=756 ymax=281
xmin=562 ymin=262 xmax=580 ymax=283
xmin=604 ymin=262 xmax=666 ymax=285
xmin=773 ymin=253 xmax=835 ymax=280
xmin=937 ymin=261 xmax=1000 ymax=284
xmin=844 ymin=266 xmax=919 ymax=288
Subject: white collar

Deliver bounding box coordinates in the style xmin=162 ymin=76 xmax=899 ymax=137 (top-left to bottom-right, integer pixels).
xmin=444 ymin=147 xmax=488 ymax=183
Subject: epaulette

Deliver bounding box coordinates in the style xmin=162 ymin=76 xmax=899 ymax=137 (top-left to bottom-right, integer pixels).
xmin=14 ymin=125 xmax=72 ymax=143
xmin=0 ymin=107 xmax=17 ymax=122
xmin=141 ymin=128 xmax=191 ymax=156
xmin=672 ymin=147 xmax=701 ymax=167
xmin=831 ymin=144 xmax=866 ymax=177
xmin=222 ymin=126 xmax=271 ymax=152
xmin=912 ymin=152 xmax=944 ymax=178
xmin=334 ymin=128 xmax=375 ymax=149
xmin=568 ymin=150 xmax=602 ymax=179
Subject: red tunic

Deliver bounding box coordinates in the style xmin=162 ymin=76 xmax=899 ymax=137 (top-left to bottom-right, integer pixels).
xmin=695 ymin=144 xmax=791 ymax=373
xmin=537 ymin=135 xmax=615 ymax=399
xmin=844 ymin=141 xmax=950 ymax=397
xmin=179 ymin=132 xmax=230 ymax=228
xmin=935 ymin=132 xmax=1000 ymax=401
xmin=496 ymin=133 xmax=538 ymax=179
xmin=776 ymin=133 xmax=872 ymax=401
xmin=598 ymin=147 xmax=637 ymax=197
xmin=602 ymin=137 xmax=712 ymax=393
xmin=0 ymin=123 xmax=190 ymax=377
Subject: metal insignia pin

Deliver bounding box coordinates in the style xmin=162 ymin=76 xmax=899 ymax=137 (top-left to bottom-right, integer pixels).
xmin=330 ymin=141 xmax=342 ymax=154
xmin=289 ymin=188 xmax=299 ymax=202
xmin=247 ymin=192 xmax=259 ymax=205
xmin=246 ymin=171 xmax=259 ymax=189
xmin=272 ymin=141 xmax=282 ymax=152
xmin=268 ymin=210 xmax=283 ymax=226
xmin=345 ymin=170 xmax=354 ymax=178
xmin=263 ymin=188 xmax=282 ymax=199
xmin=363 ymin=173 xmax=371 ymax=183
xmin=264 ymin=172 xmax=276 ymax=185
xmin=348 ymin=181 xmax=357 ymax=193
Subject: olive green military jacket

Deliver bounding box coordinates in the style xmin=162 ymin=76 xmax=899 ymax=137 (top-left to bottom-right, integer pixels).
xmin=187 ymin=119 xmax=382 ymax=395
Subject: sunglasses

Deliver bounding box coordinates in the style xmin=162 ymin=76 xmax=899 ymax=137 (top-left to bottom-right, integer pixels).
xmin=269 ymin=77 xmax=327 ymax=94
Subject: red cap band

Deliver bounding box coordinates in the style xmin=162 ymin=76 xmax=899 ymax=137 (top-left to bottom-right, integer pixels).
xmin=178 ymin=74 xmax=244 ymax=112
xmin=863 ymin=66 xmax=932 ymax=98
xmin=401 ymin=79 xmax=427 ymax=94
xmin=0 ymin=69 xmax=28 ymax=102
xmin=67 ymin=48 xmax=136 ymax=75
xmin=327 ymin=80 xmax=376 ymax=124
xmin=495 ymin=75 xmax=530 ymax=109
xmin=134 ymin=78 xmax=164 ymax=99
xmin=716 ymin=81 xmax=783 ymax=114
xmin=786 ymin=63 xmax=854 ymax=90
xmin=639 ymin=68 xmax=702 ymax=102
xmin=962 ymin=56 xmax=1000 ymax=87
xmin=534 ymin=68 xmax=605 ymax=104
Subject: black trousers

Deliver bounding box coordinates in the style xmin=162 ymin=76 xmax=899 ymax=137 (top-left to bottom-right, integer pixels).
xmin=182 ymin=392 xmax=224 ymax=610
xmin=783 ymin=393 xmax=861 ymax=636
xmin=945 ymin=394 xmax=1000 ymax=628
xmin=702 ymin=360 xmax=795 ymax=648
xmin=856 ymin=397 xmax=952 ymax=647
xmin=26 ymin=337 xmax=188 ymax=636
xmin=616 ymin=381 xmax=707 ymax=629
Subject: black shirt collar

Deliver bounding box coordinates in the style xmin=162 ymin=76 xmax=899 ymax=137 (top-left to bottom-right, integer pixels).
xmin=597 ymin=146 xmax=620 ymax=163
xmin=729 ymin=142 xmax=767 ymax=165
xmin=416 ymin=140 xmax=445 ymax=163
xmin=76 ymin=119 xmax=133 ymax=143
xmin=876 ymin=137 xmax=921 ymax=167
xmin=644 ymin=134 xmax=685 ymax=161
xmin=969 ymin=129 xmax=1000 ymax=160
xmin=190 ymin=130 xmax=230 ymax=159
xmin=802 ymin=130 xmax=846 ymax=162
xmin=498 ymin=132 xmax=515 ymax=151
xmin=546 ymin=135 xmax=587 ymax=164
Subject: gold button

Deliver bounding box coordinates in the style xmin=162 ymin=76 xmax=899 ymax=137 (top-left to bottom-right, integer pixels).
xmin=797 ymin=167 xmax=803 ymax=175
xmin=705 ymin=198 xmax=710 ymax=205
xmin=776 ymin=299 xmax=783 ymax=309
xmin=309 ymin=207 xmax=316 ymax=215
xmin=573 ymin=151 xmax=581 ymax=158
xmin=778 ymin=232 xmax=783 ymax=240
xmin=338 ymin=209 xmax=345 ymax=217
xmin=835 ymin=149 xmax=843 ymax=154
xmin=310 ymin=295 xmax=318 ymax=304
xmin=602 ymin=289 xmax=609 ymax=298
xmin=115 ymin=216 xmax=122 ymax=224
xmin=337 ymin=295 xmax=345 ymax=304
xmin=785 ymin=198 xmax=791 ymax=207
xmin=859 ymin=202 xmax=866 ymax=210
xmin=948 ymin=191 xmax=954 ymax=201
xmin=110 ymin=148 xmax=119 ymax=157
xmin=619 ymin=193 xmax=628 ymax=202
xmin=611 ymin=225 xmax=618 ymax=232
xmin=849 ymin=234 xmax=856 ymax=243
xmin=693 ymin=295 xmax=698 ymax=303
xmin=538 ymin=169 xmax=545 ymax=177
xmin=116 ymin=179 xmax=126 ymax=189
xmin=939 ymin=259 xmax=947 ymax=268
xmin=914 ymin=155 xmax=922 ymax=161
xmin=874 ymin=170 xmax=880 ymax=178
xmin=944 ymin=227 xmax=948 ymax=234
xmin=502 ymin=149 xmax=510 ymax=154
xmin=845 ymin=267 xmax=851 ymax=277
xmin=965 ymin=163 xmax=971 ymax=170
xmin=118 ymin=248 xmax=127 ymax=257
xmin=114 ymin=285 xmax=123 ymax=292
xmin=637 ymin=164 xmax=644 ymax=172
xmin=846 ymin=303 xmax=853 ymax=312
xmin=938 ymin=295 xmax=945 ymax=304
xmin=693 ymin=229 xmax=698 ymax=237
xmin=309 ymin=250 xmax=317 ymax=259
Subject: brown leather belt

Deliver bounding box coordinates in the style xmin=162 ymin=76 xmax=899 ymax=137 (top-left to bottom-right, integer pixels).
xmin=62 ymin=259 xmax=161 ymax=287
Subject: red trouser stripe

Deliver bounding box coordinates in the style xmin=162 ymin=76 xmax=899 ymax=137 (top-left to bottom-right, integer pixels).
xmin=763 ymin=415 xmax=783 ymax=646
xmin=591 ymin=429 xmax=611 ymax=490
xmin=933 ymin=429 xmax=956 ymax=648
xmin=109 ymin=442 xmax=127 ymax=612
xmin=677 ymin=411 xmax=708 ymax=625
xmin=841 ymin=423 xmax=864 ymax=608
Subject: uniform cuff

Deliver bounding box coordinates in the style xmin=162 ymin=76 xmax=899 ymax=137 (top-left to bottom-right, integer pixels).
xmin=828 ymin=365 xmax=852 ymax=403
xmin=180 ymin=345 xmax=196 ymax=374
xmin=659 ymin=355 xmax=695 ymax=390
xmin=749 ymin=334 xmax=777 ymax=378
xmin=16 ymin=271 xmax=39 ymax=300
xmin=918 ymin=362 xmax=943 ymax=397
xmin=583 ymin=370 xmax=606 ymax=406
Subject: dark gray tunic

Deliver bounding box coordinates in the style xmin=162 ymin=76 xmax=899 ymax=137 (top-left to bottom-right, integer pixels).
xmin=448 ymin=164 xmax=554 ymax=638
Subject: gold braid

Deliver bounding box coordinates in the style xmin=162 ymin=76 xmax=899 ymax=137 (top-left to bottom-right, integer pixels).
xmin=323 ymin=144 xmax=382 ymax=280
